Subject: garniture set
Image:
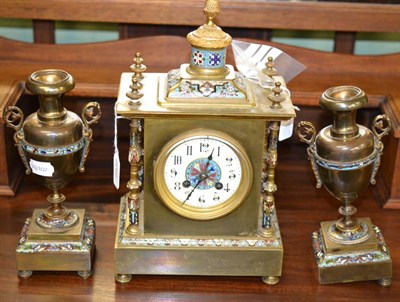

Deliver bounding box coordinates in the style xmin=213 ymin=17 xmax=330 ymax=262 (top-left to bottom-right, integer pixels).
xmin=2 ymin=0 xmax=392 ymax=287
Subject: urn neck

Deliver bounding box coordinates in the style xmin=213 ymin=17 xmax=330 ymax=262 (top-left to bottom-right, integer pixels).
xmin=331 ymin=110 xmax=359 ymax=139
xmin=25 ymin=69 xmax=74 ymax=123
xmin=37 ymin=95 xmax=67 ymax=122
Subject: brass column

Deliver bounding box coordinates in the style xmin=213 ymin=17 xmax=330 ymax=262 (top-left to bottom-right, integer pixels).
xmin=260 ymin=121 xmax=279 ymax=237
xmin=125 ymin=118 xmax=143 ymax=235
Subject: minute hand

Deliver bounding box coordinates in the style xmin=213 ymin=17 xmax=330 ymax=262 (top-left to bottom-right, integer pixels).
xmin=182 ymin=177 xmax=203 ymax=205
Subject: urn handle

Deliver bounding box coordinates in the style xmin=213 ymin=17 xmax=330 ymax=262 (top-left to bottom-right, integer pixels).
xmin=82 ymin=101 xmax=102 ymax=127
xmin=370 ymin=114 xmax=392 ymax=185
xmin=3 ymin=106 xmax=24 ymax=131
xmin=79 ymin=102 xmax=102 ymax=173
xmin=296 ymin=121 xmax=322 ymax=188
xmin=2 ymin=106 xmax=31 ymax=174
xmin=372 ymin=114 xmax=392 ymax=140
xmin=296 ymin=121 xmax=316 ymax=145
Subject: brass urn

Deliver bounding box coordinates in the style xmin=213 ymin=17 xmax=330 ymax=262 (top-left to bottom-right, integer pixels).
xmin=296 ymin=85 xmax=392 ymax=286
xmin=3 ymin=69 xmax=101 ymax=279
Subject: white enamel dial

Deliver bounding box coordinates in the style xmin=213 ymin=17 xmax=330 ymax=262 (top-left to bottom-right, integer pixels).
xmin=154 ymin=129 xmax=253 ymax=220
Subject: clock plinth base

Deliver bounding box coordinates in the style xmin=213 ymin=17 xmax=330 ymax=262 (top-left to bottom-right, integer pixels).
xmin=16 ymin=209 xmax=95 ymax=279
xmin=114 ymin=198 xmax=283 ymax=283
xmin=312 ymin=218 xmax=392 ymax=285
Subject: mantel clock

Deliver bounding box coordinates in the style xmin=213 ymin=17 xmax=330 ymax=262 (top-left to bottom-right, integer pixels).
xmin=114 ymin=0 xmax=296 ymax=284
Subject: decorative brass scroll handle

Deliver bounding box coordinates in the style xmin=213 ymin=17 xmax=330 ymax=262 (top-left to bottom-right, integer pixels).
xmin=2 ymin=106 xmax=31 ymax=174
xmin=79 ymin=102 xmax=102 ymax=173
xmin=3 ymin=106 xmax=24 ymax=131
xmin=370 ymin=114 xmax=391 ymax=185
xmin=296 ymin=121 xmax=322 ymax=188
xmin=296 ymin=121 xmax=316 ymax=145
xmin=372 ymin=114 xmax=392 ymax=140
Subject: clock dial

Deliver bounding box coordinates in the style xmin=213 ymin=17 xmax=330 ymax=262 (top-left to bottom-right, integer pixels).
xmin=154 ymin=129 xmax=253 ymax=220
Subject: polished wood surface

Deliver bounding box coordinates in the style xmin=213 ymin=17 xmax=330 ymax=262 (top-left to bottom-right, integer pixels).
xmin=0 ymin=101 xmax=399 ymax=300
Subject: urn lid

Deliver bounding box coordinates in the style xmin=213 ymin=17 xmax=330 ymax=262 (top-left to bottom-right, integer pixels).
xmin=186 ymin=0 xmax=232 ymax=77
xmin=320 ymin=86 xmax=367 ymax=112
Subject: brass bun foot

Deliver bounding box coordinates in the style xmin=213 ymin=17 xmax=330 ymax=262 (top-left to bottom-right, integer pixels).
xmin=78 ymin=270 xmax=93 ymax=279
xmin=115 ymin=274 xmax=132 ymax=283
xmin=262 ymin=276 xmax=279 ymax=285
xmin=312 ymin=218 xmax=392 ymax=285
xmin=16 ymin=211 xmax=95 ymax=278
xmin=377 ymin=278 xmax=392 ymax=287
xmin=17 ymin=270 xmax=33 ymax=279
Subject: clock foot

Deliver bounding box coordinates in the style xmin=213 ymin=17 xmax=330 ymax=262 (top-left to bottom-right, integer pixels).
xmin=262 ymin=276 xmax=279 ymax=285
xmin=78 ymin=270 xmax=93 ymax=279
xmin=17 ymin=270 xmax=33 ymax=279
xmin=115 ymin=274 xmax=132 ymax=283
xmin=377 ymin=278 xmax=391 ymax=287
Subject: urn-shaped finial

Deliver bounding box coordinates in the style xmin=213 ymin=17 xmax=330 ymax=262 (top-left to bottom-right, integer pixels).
xmin=186 ymin=0 xmax=232 ymax=77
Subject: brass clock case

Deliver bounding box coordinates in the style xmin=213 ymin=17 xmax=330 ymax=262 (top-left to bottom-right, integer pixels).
xmin=153 ymin=129 xmax=253 ymax=220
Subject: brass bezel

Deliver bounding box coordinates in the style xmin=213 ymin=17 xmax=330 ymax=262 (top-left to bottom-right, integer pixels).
xmin=153 ymin=129 xmax=253 ymax=221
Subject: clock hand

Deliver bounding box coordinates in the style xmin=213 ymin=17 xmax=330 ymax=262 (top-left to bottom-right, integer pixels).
xmin=207 ymin=148 xmax=214 ymax=162
xmin=182 ymin=176 xmax=204 ymax=205
xmin=182 ymin=148 xmax=215 ymax=205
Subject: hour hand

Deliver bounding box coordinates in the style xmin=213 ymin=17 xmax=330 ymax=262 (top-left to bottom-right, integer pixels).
xmin=207 ymin=148 xmax=215 ymax=162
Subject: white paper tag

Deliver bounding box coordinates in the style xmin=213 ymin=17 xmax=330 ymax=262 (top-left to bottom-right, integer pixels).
xmin=113 ymin=100 xmax=121 ymax=190
xmin=278 ymin=106 xmax=299 ymax=141
xmin=279 ymin=118 xmax=294 ymax=141
xmin=113 ymin=151 xmax=120 ymax=189
xmin=29 ymin=159 xmax=54 ymax=177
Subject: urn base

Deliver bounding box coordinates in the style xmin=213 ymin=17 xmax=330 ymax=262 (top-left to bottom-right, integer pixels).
xmin=312 ymin=217 xmax=392 ymax=286
xmin=16 ymin=209 xmax=95 ymax=279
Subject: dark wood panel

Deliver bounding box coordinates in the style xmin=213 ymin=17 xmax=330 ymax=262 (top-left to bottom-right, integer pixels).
xmin=0 ymin=82 xmax=37 ymax=196
xmin=334 ymin=31 xmax=356 ymax=54
xmin=33 ymin=20 xmax=55 ymax=44
xmin=119 ymin=24 xmax=272 ymax=41
xmin=1 ymin=0 xmax=399 ymax=33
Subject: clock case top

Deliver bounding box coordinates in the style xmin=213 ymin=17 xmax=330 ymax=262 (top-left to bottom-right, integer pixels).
xmin=116 ymin=72 xmax=295 ymax=237
xmin=116 ymin=72 xmax=296 ymax=121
